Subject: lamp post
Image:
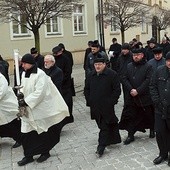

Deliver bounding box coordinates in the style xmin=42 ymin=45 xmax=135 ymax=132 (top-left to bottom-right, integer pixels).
xmin=97 ymin=0 xmax=105 ymax=48
xmin=152 ymin=3 xmax=160 ymax=42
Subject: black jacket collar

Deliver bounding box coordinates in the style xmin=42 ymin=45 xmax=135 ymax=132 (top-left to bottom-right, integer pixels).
xmin=25 ymin=64 xmax=37 ymax=78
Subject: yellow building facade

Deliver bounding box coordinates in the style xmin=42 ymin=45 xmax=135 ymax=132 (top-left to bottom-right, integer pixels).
xmin=1 ymin=0 xmax=170 ymax=74
xmin=103 ymin=0 xmax=170 ymax=48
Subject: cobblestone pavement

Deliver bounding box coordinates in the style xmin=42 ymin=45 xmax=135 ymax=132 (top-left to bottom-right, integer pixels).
xmin=0 ymin=65 xmax=170 ymax=170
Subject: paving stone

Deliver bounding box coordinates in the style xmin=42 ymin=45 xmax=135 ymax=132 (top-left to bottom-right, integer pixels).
xmin=0 ymin=64 xmax=164 ymax=169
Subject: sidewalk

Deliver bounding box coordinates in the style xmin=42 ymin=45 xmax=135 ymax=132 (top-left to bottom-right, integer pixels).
xmin=0 ymin=64 xmax=169 ymax=170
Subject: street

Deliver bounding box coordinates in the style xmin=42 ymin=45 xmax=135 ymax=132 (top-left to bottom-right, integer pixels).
xmin=0 ymin=64 xmax=169 ymax=170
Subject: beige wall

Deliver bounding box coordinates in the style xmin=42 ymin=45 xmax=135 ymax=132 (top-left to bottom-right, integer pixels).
xmin=103 ymin=0 xmax=170 ymax=49
xmin=2 ymin=0 xmax=170 ymax=74
xmin=0 ymin=0 xmax=97 ymax=74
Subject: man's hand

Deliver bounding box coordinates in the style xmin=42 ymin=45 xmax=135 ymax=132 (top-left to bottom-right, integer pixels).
xmin=130 ymin=89 xmax=138 ymax=97
xmin=18 ymin=99 xmax=27 ymax=107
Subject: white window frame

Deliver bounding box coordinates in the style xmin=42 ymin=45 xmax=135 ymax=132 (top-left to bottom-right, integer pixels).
xmin=110 ymin=17 xmax=119 ymax=34
xmin=73 ymin=4 xmax=87 ymax=35
xmin=141 ymin=14 xmax=148 ymax=33
xmin=148 ymin=0 xmax=152 ymax=6
xmin=10 ymin=14 xmax=32 ymax=40
xmin=45 ymin=15 xmax=63 ymax=37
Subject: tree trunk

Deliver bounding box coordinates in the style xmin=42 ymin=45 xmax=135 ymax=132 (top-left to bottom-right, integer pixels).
xmin=33 ymin=28 xmax=40 ymax=52
xmin=158 ymin=29 xmax=161 ymax=44
xmin=121 ymin=30 xmax=125 ymax=44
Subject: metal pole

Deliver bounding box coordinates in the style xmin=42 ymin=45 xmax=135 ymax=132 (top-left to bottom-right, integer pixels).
xmin=98 ymin=0 xmax=102 ymax=46
xmin=100 ymin=0 xmax=105 ymax=48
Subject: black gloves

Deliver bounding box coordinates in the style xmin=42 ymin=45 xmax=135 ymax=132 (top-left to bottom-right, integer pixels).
xmin=17 ymin=92 xmax=27 ymax=107
xmin=18 ymin=99 xmax=27 ymax=107
xmin=17 ymin=92 xmax=24 ymax=101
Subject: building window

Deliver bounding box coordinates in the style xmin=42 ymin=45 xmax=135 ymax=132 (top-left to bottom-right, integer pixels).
xmin=141 ymin=15 xmax=147 ymax=33
xmin=73 ymin=4 xmax=86 ymax=34
xmin=12 ymin=14 xmax=31 ymax=38
xmin=159 ymin=0 xmax=162 ymax=8
xmin=148 ymin=0 xmax=152 ymax=6
xmin=111 ymin=17 xmax=118 ymax=32
xmin=46 ymin=15 xmax=62 ymax=36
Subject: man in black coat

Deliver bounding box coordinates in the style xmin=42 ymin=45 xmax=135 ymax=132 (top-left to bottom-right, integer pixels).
xmin=58 ymin=43 xmax=74 ymax=73
xmin=147 ymin=47 xmax=166 ymax=72
xmin=108 ymin=38 xmax=121 ymax=71
xmin=58 ymin=43 xmax=75 ymax=96
xmin=0 ymin=55 xmax=10 ymax=84
xmin=119 ymin=48 xmax=155 ymax=145
xmin=30 ymin=47 xmax=44 ymax=69
xmin=150 ymin=52 xmax=170 ymax=166
xmin=43 ymin=54 xmax=63 ymax=93
xmin=84 ymin=54 xmax=121 ymax=157
xmin=52 ymin=46 xmax=73 ymax=125
xmin=145 ymin=38 xmax=157 ymax=61
xmin=83 ymin=40 xmax=93 ymax=70
xmin=160 ymin=36 xmax=170 ymax=57
xmin=85 ymin=43 xmax=109 ymax=78
xmin=117 ymin=43 xmax=133 ymax=105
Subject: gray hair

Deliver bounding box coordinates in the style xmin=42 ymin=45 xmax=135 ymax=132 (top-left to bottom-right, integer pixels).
xmin=44 ymin=54 xmax=55 ymax=63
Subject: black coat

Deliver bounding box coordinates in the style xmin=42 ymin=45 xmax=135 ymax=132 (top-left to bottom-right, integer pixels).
xmin=83 ymin=48 xmax=91 ymax=70
xmin=116 ymin=52 xmax=133 ymax=82
xmin=63 ymin=50 xmax=73 ymax=73
xmin=0 ymin=60 xmax=9 ymax=84
xmin=147 ymin=57 xmax=166 ymax=72
xmin=54 ymin=54 xmax=73 ymax=116
xmin=43 ymin=65 xmax=63 ymax=93
xmin=146 ymin=47 xmax=157 ymax=61
xmin=84 ymin=67 xmax=121 ymax=124
xmin=122 ymin=58 xmax=153 ymax=107
xmin=54 ymin=54 xmax=72 ymax=90
xmin=0 ymin=64 xmax=9 ymax=85
xmin=109 ymin=43 xmax=122 ymax=56
xmin=34 ymin=54 xmax=44 ymax=69
xmin=150 ymin=65 xmax=170 ymax=119
xmin=160 ymin=42 xmax=170 ymax=57
xmin=85 ymin=51 xmax=109 ymax=77
xmin=109 ymin=43 xmax=122 ymax=71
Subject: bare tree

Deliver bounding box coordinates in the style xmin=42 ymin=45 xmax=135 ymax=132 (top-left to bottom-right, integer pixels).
xmin=104 ymin=0 xmax=150 ymax=43
xmin=154 ymin=9 xmax=170 ymax=43
xmin=0 ymin=0 xmax=80 ymax=51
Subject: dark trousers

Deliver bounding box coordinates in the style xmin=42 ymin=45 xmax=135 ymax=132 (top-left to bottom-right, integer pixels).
xmin=61 ymin=88 xmax=74 ymax=126
xmin=119 ymin=104 xmax=154 ymax=134
xmin=0 ymin=118 xmax=21 ymax=142
xmin=21 ymin=122 xmax=62 ymax=157
xmin=62 ymin=88 xmax=73 ymax=115
xmin=122 ymin=84 xmax=130 ymax=106
xmin=155 ymin=114 xmax=170 ymax=157
xmin=95 ymin=116 xmax=121 ymax=147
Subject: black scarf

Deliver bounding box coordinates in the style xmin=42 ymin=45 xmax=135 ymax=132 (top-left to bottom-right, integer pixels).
xmin=25 ymin=64 xmax=37 ymax=78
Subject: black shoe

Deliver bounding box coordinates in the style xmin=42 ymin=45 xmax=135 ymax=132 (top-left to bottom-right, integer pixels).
xmin=12 ymin=142 xmax=21 ymax=148
xmin=95 ymin=145 xmax=105 ymax=158
xmin=153 ymin=156 xmax=167 ymax=165
xmin=37 ymin=153 xmax=50 ymax=163
xmin=17 ymin=157 xmax=34 ymax=166
xmin=123 ymin=136 xmax=134 ymax=145
xmin=168 ymin=159 xmax=170 ymax=166
xmin=149 ymin=130 xmax=155 ymax=138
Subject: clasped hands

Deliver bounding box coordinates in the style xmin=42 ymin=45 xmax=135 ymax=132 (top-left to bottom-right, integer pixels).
xmin=130 ymin=89 xmax=138 ymax=97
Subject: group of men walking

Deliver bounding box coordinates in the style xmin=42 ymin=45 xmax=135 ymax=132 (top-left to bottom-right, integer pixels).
xmin=0 ymin=44 xmax=74 ymax=166
xmin=0 ymin=36 xmax=170 ymax=167
xmin=84 ymin=37 xmax=170 ymax=167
